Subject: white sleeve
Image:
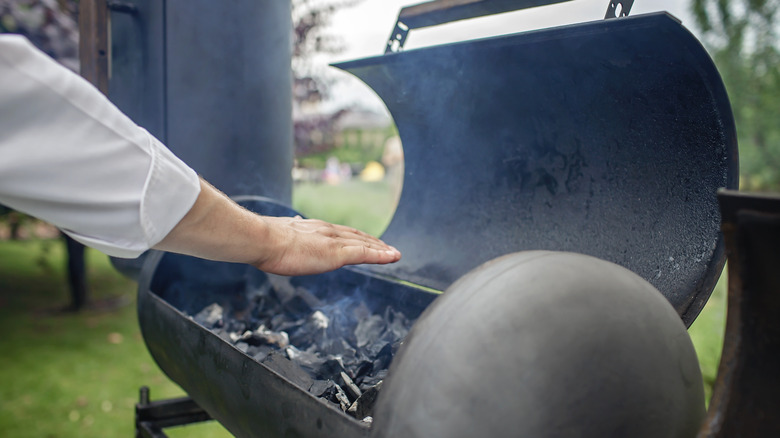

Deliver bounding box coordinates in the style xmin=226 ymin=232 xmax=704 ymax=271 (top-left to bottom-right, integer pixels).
xmin=0 ymin=35 xmax=201 ymax=258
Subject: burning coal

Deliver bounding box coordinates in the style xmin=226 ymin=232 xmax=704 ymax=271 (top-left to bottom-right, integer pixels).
xmin=188 ymin=273 xmax=414 ymax=421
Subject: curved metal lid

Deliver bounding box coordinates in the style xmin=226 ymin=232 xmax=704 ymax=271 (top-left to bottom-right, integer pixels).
xmin=336 ymin=13 xmax=738 ymax=326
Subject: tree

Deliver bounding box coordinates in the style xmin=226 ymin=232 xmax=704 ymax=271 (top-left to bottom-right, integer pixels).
xmin=691 ymin=0 xmax=780 ymax=191
xmin=0 ymin=0 xmax=79 ymax=71
xmin=292 ymin=0 xmax=361 ymax=159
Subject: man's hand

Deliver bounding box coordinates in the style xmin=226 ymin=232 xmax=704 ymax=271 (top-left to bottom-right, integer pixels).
xmin=154 ymin=178 xmax=401 ymax=276
xmin=251 ymin=215 xmax=400 ymax=275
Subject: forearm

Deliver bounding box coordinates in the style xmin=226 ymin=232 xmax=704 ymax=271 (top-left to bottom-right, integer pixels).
xmin=153 ymin=179 xmax=268 ymax=264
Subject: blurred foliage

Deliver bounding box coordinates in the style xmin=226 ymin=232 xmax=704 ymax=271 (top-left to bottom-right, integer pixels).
xmin=294 ymin=108 xmax=349 ymax=158
xmin=298 ymin=124 xmax=397 ymax=169
xmin=292 ymin=0 xmax=364 ymax=159
xmin=691 ymin=0 xmax=780 ymax=191
xmin=292 ymin=0 xmax=359 ymax=102
xmin=0 ymin=0 xmax=79 ymax=71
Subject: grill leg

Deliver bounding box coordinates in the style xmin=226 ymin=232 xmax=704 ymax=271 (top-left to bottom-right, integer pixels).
xmin=135 ymin=386 xmax=212 ymax=438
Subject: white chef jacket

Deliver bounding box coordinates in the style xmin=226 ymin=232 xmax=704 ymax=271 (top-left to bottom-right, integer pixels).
xmin=0 ymin=35 xmax=200 ymax=258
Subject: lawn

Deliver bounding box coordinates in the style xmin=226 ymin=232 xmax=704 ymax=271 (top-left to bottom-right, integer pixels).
xmin=0 ymin=239 xmax=232 ymax=438
xmin=292 ymin=179 xmax=398 ymax=236
xmin=0 ymin=180 xmax=727 ymax=436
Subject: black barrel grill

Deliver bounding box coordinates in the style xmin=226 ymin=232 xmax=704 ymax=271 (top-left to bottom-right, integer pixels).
xmin=90 ymin=0 xmax=780 ymax=437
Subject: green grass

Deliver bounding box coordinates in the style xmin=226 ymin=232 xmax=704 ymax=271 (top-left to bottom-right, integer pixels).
xmin=292 ymin=180 xmax=398 ymax=236
xmin=688 ymin=271 xmax=728 ymax=405
xmin=0 ymin=239 xmax=231 ymax=438
xmin=0 ymin=181 xmax=730 ymax=436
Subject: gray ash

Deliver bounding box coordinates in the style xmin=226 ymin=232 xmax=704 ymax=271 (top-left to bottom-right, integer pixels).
xmin=189 ymin=274 xmax=413 ymax=419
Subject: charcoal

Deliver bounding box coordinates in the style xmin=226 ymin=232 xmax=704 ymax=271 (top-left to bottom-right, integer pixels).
xmin=315 ymin=379 xmax=351 ymax=411
xmin=319 ymin=337 xmax=350 ymax=358
xmin=347 ymin=381 xmax=382 ymax=419
xmin=350 ymin=360 xmax=373 ymax=384
xmin=266 ymin=274 xmax=297 ymax=303
xmin=266 ymin=276 xmax=322 ymax=315
xmin=283 ymin=295 xmax=315 ymax=316
xmin=235 ymin=341 xmax=249 ymax=353
xmin=284 ymin=346 xmax=325 ymax=374
xmin=339 ymin=371 xmax=362 ymax=401
xmin=360 ymin=370 xmax=387 ymax=391
xmin=355 ymin=314 xmax=386 ymax=348
xmin=383 ymin=308 xmax=411 ymax=341
xmin=350 ymin=300 xmax=372 ymax=321
xmin=213 ymin=328 xmax=233 ymax=344
xmin=318 ymin=357 xmax=347 ymax=381
xmin=326 ymin=309 xmax=358 ymax=345
xmin=269 ymin=313 xmax=305 ymax=333
xmin=251 ymin=295 xmax=281 ymax=318
xmin=193 ymin=303 xmax=224 ymax=327
xmin=240 ymin=325 xmax=289 ymax=348
xmin=309 ymin=379 xmax=336 ymax=397
xmin=318 ymin=380 xmax=340 ymax=399
xmin=185 ymin=277 xmax=420 ymax=418
xmin=334 ymin=385 xmax=351 ymax=411
xmin=289 ymin=311 xmax=329 ymax=348
xmin=282 ymin=287 xmax=323 ymax=315
xmin=370 ymin=343 xmax=394 ymax=371
xmin=262 ymin=350 xmax=313 ymax=390
xmin=251 ymin=345 xmax=274 ymax=362
xmin=224 ymin=318 xmax=248 ymax=334
xmin=364 ymin=339 xmax=391 ymax=359
xmin=245 ymin=277 xmax=272 ymax=302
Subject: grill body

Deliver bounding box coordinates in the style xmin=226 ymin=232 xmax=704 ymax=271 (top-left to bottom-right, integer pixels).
xmin=138 ymin=198 xmax=437 ymax=438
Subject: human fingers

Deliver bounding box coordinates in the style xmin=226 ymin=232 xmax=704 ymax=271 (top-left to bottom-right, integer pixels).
xmin=286 ymin=217 xmax=397 ymax=252
xmin=328 ymin=232 xmax=399 ymax=255
xmin=292 ymin=222 xmax=401 ymax=266
xmin=335 ymin=242 xmax=401 ymax=266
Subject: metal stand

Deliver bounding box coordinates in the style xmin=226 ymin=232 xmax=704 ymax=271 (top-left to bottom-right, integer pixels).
xmin=135 ymin=387 xmax=212 ymax=438
xmin=700 ymin=191 xmax=780 ymax=436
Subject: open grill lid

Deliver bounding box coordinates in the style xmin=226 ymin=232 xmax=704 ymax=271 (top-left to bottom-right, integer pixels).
xmin=336 ymin=12 xmax=738 ymax=326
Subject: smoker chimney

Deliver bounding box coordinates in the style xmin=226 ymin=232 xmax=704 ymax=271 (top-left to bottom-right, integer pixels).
xmin=99 ymin=0 xmax=293 ymax=277
xmin=106 ymin=0 xmax=293 ymax=200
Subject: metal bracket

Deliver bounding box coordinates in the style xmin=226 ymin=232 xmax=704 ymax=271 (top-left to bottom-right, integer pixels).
xmin=107 ymin=1 xmax=139 ymax=15
xmin=385 ymin=20 xmax=411 ymax=54
xmin=135 ymin=386 xmax=212 ymax=438
xmin=604 ymin=0 xmax=634 ymax=19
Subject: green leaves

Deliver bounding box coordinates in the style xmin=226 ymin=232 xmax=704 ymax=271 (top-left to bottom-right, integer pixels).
xmin=691 ymin=0 xmax=780 ymax=190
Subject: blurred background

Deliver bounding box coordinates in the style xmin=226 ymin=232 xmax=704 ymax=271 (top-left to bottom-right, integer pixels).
xmin=0 ymin=0 xmax=777 ymax=436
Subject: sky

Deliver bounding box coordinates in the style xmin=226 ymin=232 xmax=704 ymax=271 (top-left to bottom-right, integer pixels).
xmin=312 ymin=0 xmax=701 ymax=113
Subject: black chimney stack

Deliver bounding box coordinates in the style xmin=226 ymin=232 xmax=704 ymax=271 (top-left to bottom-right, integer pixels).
xmin=107 ymin=0 xmax=293 ymax=201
